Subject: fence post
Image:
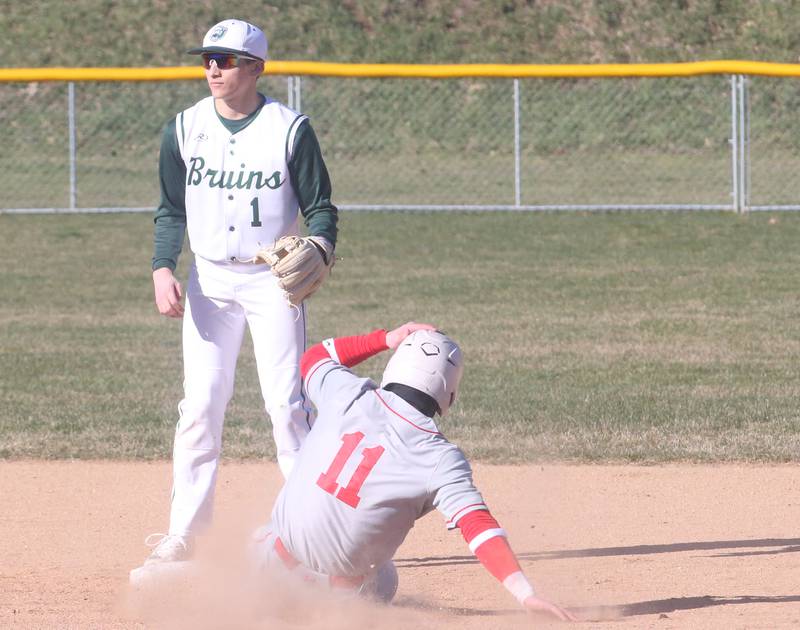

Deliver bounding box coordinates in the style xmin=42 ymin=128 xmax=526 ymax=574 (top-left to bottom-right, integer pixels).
xmin=68 ymin=81 xmax=77 ymax=210
xmin=294 ymin=76 xmax=302 ymax=112
xmin=513 ymin=78 xmax=521 ymax=207
xmin=287 ymin=75 xmax=301 ymax=110
xmin=740 ymin=75 xmax=751 ymax=213
xmin=729 ymin=74 xmax=751 ymax=214
xmin=729 ymin=75 xmax=739 ymax=212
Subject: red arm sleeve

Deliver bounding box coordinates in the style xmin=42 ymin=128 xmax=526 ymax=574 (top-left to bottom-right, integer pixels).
xmin=300 ymin=329 xmax=389 ymax=380
xmin=332 ymin=329 xmax=388 ymax=367
xmin=458 ymin=509 xmax=521 ymax=582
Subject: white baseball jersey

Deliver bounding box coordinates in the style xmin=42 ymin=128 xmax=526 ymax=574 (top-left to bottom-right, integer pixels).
xmin=271 ymin=358 xmax=487 ymax=578
xmin=175 ymin=96 xmax=306 ymax=263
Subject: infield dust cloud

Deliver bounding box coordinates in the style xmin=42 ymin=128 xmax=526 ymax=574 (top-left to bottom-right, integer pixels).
xmin=122 ymin=527 xmax=443 ymax=630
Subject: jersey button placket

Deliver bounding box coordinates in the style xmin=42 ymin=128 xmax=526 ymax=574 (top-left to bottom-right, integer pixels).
xmin=224 ymin=136 xmax=240 ymax=261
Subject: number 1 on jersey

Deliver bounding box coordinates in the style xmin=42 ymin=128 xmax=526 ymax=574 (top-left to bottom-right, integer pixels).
xmin=250 ymin=197 xmax=262 ymax=227
xmin=317 ymin=432 xmax=385 ymax=508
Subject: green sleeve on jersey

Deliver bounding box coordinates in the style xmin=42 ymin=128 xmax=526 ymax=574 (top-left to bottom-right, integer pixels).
xmin=152 ymin=119 xmax=187 ymax=271
xmin=289 ymin=120 xmax=339 ymax=247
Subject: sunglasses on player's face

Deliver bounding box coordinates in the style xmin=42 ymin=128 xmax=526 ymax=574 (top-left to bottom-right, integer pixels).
xmin=201 ymin=53 xmax=256 ymax=70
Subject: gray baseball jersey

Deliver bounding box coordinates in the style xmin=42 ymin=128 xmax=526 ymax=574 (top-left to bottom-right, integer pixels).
xmin=271 ymin=358 xmax=487 ymax=578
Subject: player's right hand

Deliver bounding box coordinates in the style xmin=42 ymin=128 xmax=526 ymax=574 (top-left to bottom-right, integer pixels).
xmin=385 ymin=322 xmax=436 ymax=349
xmin=153 ymin=267 xmax=184 ymax=318
xmin=522 ymin=595 xmax=577 ymax=622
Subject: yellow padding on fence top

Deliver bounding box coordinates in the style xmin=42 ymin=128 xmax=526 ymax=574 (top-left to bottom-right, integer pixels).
xmin=265 ymin=60 xmax=800 ymax=78
xmin=3 ymin=60 xmax=800 ymax=82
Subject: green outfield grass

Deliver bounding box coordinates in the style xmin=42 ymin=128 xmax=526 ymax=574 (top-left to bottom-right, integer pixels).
xmin=2 ymin=211 xmax=800 ymax=462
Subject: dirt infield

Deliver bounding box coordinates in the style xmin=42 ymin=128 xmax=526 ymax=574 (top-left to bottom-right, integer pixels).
xmin=2 ymin=461 xmax=800 ymax=629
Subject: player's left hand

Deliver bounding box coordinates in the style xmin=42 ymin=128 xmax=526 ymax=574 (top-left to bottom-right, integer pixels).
xmin=385 ymin=322 xmax=437 ymax=349
xmin=522 ymin=595 xmax=577 ymax=622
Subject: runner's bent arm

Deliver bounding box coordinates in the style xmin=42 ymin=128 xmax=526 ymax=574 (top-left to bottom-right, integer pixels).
xmin=300 ymin=323 xmax=438 ymax=380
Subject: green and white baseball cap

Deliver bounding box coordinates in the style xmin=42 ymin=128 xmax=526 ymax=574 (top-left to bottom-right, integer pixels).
xmin=187 ymin=19 xmax=268 ymax=61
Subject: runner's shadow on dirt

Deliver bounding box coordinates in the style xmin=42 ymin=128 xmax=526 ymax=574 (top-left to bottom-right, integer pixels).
xmin=395 ymin=537 xmax=800 ymax=568
xmin=395 ymin=594 xmax=800 ymax=621
xmin=394 ymin=595 xmax=515 ymax=616
xmin=710 ymin=545 xmax=800 ymax=558
xmin=574 ymin=594 xmax=800 ymax=621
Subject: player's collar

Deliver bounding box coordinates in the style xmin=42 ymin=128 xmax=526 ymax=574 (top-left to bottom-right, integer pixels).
xmin=383 ymin=382 xmax=440 ymax=418
xmin=214 ymin=93 xmax=267 ymax=133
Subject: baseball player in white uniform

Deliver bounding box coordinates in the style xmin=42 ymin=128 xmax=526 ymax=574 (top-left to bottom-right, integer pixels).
xmin=142 ymin=19 xmax=338 ymax=566
xmin=251 ymin=323 xmax=576 ymax=621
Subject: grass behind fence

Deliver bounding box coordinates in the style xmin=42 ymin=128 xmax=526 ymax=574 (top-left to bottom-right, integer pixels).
xmin=7 ymin=76 xmax=800 ymax=209
xmin=2 ymin=211 xmax=800 ymax=463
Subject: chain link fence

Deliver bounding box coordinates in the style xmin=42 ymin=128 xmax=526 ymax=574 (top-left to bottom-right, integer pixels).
xmin=1 ymin=73 xmax=797 ymax=213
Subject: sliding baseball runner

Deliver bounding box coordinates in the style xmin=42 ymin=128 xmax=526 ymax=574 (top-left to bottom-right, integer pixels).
xmin=252 ymin=323 xmax=576 ymax=621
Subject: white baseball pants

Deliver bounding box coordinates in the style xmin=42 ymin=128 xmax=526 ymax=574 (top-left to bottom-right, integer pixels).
xmin=168 ymin=256 xmax=312 ymax=537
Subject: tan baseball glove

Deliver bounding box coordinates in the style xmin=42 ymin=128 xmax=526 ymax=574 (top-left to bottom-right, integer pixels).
xmin=251 ymin=235 xmax=335 ymax=306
